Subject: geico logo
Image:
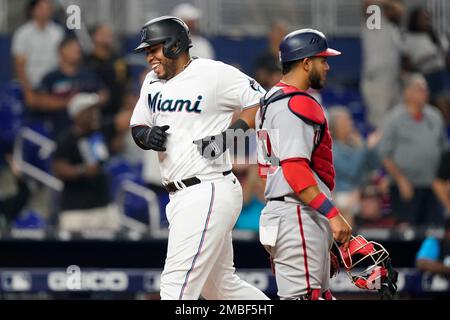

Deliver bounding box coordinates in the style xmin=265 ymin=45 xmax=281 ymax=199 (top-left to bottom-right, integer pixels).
xmin=236 ymin=272 xmax=269 ymax=291
xmin=48 ymin=271 xmax=128 ymax=291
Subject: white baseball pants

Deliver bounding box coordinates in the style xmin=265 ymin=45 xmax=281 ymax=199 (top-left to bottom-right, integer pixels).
xmin=160 ymin=173 xmax=269 ymax=300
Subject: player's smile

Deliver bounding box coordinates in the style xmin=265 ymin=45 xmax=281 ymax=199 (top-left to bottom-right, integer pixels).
xmin=151 ymin=62 xmax=162 ymax=74
xmin=145 ymin=44 xmax=166 ymax=78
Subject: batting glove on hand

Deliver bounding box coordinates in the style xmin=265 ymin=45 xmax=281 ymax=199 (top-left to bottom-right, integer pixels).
xmin=132 ymin=125 xmax=170 ymax=151
xmin=193 ymin=132 xmax=229 ymax=160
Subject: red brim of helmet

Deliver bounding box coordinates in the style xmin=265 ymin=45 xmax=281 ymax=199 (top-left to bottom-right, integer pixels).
xmin=315 ymin=48 xmax=341 ymax=57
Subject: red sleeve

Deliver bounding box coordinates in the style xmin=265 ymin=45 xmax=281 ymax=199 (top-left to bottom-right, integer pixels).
xmin=281 ymin=158 xmax=317 ymax=193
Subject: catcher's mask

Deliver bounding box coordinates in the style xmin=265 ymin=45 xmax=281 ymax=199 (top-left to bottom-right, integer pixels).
xmin=336 ymin=235 xmax=398 ymax=298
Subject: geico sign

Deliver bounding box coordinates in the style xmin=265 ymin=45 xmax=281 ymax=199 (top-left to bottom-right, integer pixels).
xmin=48 ymin=271 xmax=128 ymax=291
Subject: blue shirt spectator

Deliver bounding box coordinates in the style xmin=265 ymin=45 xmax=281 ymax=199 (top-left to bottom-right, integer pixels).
xmin=26 ymin=36 xmax=106 ymax=139
xmin=328 ymin=106 xmax=381 ymax=226
xmin=416 ymin=218 xmax=450 ymax=277
xmin=33 ymin=68 xmax=104 ymax=138
xmin=235 ymin=197 xmax=265 ymax=232
xmin=233 ymin=164 xmax=265 ymax=232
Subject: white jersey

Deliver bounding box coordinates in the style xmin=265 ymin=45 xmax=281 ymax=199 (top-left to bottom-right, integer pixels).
xmin=130 ymin=58 xmax=265 ymax=184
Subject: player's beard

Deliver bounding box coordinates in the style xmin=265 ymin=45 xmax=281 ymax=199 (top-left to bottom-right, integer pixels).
xmin=309 ymin=67 xmax=324 ymax=90
xmin=158 ymin=60 xmax=177 ymax=80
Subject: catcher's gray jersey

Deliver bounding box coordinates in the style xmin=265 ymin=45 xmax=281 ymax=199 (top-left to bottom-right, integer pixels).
xmin=256 ymin=84 xmax=334 ymax=299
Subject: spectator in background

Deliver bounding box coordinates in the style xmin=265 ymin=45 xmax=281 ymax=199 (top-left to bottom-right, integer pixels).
xmin=253 ymin=22 xmax=287 ymax=90
xmin=415 ymin=217 xmax=450 ymax=277
xmin=403 ymin=7 xmax=450 ymax=126
xmin=0 ymin=155 xmax=30 ymax=229
xmin=378 ymin=73 xmax=447 ymax=228
xmin=84 ymin=24 xmax=129 ymax=121
xmin=27 ymin=36 xmax=108 ymax=139
xmin=403 ymin=7 xmax=449 ymax=104
xmin=53 ymin=93 xmax=119 ymax=232
xmin=433 ymin=150 xmax=450 ymax=217
xmin=171 ymin=3 xmax=215 ymax=59
xmin=353 ymin=183 xmax=396 ymax=228
xmin=329 ymin=106 xmax=381 ymax=226
xmin=361 ymin=0 xmax=406 ymax=129
xmin=11 ymin=0 xmax=64 ymax=103
xmin=233 ymin=164 xmax=265 ymax=232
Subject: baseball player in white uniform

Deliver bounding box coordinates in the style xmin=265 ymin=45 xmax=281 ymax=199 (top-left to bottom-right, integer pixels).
xmin=256 ymin=29 xmax=352 ymax=300
xmin=130 ymin=16 xmax=269 ymax=300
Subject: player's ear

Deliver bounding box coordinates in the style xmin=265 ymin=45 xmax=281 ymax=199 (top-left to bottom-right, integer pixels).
xmin=303 ymin=58 xmax=311 ymax=72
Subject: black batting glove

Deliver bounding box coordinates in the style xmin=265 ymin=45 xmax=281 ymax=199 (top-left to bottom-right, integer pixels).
xmin=193 ymin=131 xmax=229 ymax=160
xmin=132 ymin=125 xmax=170 ymax=151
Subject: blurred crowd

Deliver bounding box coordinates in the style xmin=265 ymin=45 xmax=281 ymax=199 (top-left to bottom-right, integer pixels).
xmin=0 ymin=0 xmax=449 ymax=239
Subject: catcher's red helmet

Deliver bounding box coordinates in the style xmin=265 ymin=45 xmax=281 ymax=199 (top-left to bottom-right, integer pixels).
xmin=336 ymin=235 xmax=398 ymax=298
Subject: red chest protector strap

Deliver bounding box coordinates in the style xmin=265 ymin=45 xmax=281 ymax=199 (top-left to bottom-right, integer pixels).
xmin=259 ymin=87 xmax=335 ymax=191
xmin=259 ymin=89 xmax=296 ymax=129
xmin=259 ymin=89 xmax=325 ymax=130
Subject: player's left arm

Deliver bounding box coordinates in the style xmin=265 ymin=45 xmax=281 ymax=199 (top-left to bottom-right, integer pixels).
xmin=193 ymin=106 xmax=258 ymax=160
xmin=234 ymin=104 xmax=258 ymax=129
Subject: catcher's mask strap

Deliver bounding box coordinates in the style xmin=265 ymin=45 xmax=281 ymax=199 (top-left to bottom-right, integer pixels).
xmin=334 ymin=240 xmax=352 ymax=269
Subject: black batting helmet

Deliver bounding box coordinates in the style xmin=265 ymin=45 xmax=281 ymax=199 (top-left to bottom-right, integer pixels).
xmin=134 ymin=16 xmax=192 ymax=59
xmin=279 ymin=28 xmax=341 ymax=63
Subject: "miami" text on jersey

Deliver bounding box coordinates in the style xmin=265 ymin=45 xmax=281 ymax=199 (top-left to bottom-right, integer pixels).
xmin=148 ymin=92 xmax=203 ymax=113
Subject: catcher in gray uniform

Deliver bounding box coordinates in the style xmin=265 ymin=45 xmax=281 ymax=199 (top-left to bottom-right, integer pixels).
xmin=256 ymin=28 xmax=352 ymax=300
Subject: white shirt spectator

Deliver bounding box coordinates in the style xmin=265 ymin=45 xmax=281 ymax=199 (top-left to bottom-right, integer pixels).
xmin=404 ymin=33 xmax=449 ymax=74
xmin=361 ymin=14 xmax=404 ymax=82
xmin=171 ymin=2 xmax=216 ymax=59
xmin=360 ymin=14 xmax=405 ymax=128
xmin=190 ymin=35 xmax=215 ymax=60
xmin=11 ymin=21 xmax=64 ymax=88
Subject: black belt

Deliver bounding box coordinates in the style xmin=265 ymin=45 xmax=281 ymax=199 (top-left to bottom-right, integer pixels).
xmin=268 ymin=196 xmax=286 ymax=202
xmin=164 ymin=170 xmax=232 ymax=193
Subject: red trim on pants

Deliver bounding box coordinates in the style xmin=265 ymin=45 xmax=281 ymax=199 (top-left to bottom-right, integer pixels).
xmin=296 ymin=205 xmax=310 ymax=294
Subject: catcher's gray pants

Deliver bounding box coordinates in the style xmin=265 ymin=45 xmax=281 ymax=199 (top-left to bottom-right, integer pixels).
xmin=260 ymin=200 xmax=333 ymax=299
